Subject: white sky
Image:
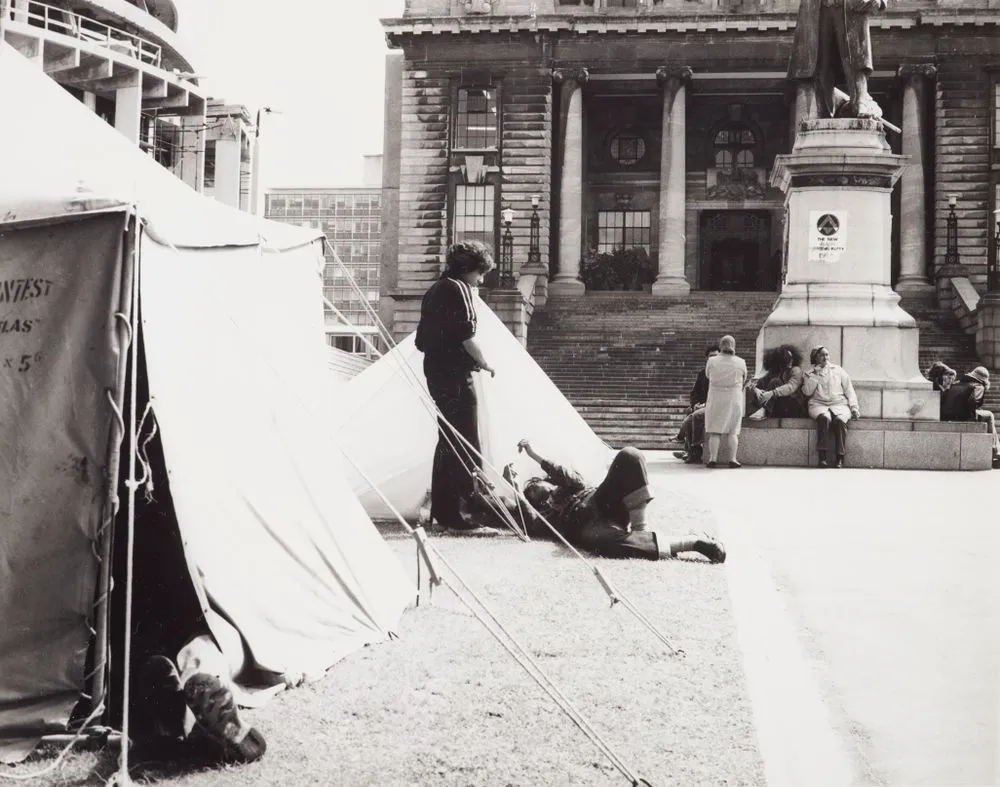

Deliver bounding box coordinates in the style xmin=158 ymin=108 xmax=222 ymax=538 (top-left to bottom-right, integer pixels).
xmin=177 ymin=0 xmax=406 ymax=188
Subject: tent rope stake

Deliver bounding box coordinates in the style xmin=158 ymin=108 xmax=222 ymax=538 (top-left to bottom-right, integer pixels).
xmin=337 ymin=451 xmax=650 ymax=785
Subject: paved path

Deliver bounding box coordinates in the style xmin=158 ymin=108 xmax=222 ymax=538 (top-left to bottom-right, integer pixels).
xmin=649 ymin=455 xmax=1000 ymax=787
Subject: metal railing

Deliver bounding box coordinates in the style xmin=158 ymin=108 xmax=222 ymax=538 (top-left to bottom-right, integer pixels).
xmin=8 ymin=0 xmax=162 ymax=67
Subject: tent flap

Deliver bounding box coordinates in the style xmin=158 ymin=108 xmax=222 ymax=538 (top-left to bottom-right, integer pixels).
xmin=0 ymin=215 xmax=127 ymax=762
xmin=139 ymin=237 xmax=413 ymax=679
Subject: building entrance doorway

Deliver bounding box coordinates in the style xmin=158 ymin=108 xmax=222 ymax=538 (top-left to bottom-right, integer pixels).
xmin=700 ymin=210 xmax=774 ymax=291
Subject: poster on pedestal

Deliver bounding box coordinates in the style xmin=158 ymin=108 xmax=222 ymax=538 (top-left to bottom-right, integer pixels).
xmin=808 ymin=211 xmax=847 ymax=264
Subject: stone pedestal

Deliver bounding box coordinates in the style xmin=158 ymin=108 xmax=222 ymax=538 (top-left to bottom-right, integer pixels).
xmin=761 ymin=119 xmax=938 ymax=421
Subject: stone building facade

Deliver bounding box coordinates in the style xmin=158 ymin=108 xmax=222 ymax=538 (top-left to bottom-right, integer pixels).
xmin=380 ymin=0 xmax=1000 ymax=338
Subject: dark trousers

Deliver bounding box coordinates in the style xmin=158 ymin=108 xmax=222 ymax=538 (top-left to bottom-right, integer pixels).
xmin=426 ymin=371 xmax=481 ymax=529
xmin=577 ymin=523 xmax=661 ymax=561
xmin=582 ymin=448 xmax=659 ymax=561
xmin=815 ymin=413 xmax=848 ymax=456
xmin=593 ymin=447 xmax=652 ymax=526
xmin=678 ymin=409 xmax=706 ymax=456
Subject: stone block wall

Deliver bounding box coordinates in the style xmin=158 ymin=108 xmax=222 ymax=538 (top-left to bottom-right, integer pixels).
xmin=933 ymin=59 xmax=992 ymax=293
xmin=387 ymin=52 xmax=554 ymax=341
xmin=503 ymin=67 xmax=554 ymax=275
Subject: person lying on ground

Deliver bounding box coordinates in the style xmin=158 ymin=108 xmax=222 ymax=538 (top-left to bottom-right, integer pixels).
xmin=131 ymin=609 xmax=269 ymax=764
xmin=746 ymin=344 xmax=807 ymax=420
xmin=499 ymin=439 xmax=725 ymax=563
xmin=673 ymin=343 xmax=719 ymax=464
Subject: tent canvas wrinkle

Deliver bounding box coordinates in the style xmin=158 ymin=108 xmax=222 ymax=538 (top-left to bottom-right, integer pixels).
xmin=336 ymin=295 xmax=614 ymax=521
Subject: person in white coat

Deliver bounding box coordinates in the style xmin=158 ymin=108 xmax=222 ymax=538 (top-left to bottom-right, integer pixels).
xmin=801 ymin=345 xmax=860 ymax=468
xmin=704 ymin=335 xmax=748 ymax=468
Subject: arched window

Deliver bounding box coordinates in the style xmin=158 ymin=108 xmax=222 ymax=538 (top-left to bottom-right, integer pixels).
xmin=713 ymin=123 xmax=756 ymax=173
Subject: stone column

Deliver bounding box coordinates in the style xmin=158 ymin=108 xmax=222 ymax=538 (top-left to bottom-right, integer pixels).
xmin=550 ymin=68 xmax=588 ymax=296
xmin=895 ymin=64 xmax=936 ymax=300
xmin=114 ymin=78 xmax=143 ymax=144
xmin=213 ymin=132 xmax=243 ymax=210
xmin=653 ymin=66 xmax=692 ymax=295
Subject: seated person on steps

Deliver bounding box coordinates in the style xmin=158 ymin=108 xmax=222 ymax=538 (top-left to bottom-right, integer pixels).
xmin=503 ymin=439 xmax=726 ymax=563
xmin=673 ymin=344 xmax=719 ymax=464
xmin=941 ymin=365 xmax=1000 ymax=468
xmin=746 ymin=344 xmax=807 ymax=420
xmin=801 ymin=346 xmax=860 ymax=469
xmin=926 ymin=361 xmax=957 ymax=392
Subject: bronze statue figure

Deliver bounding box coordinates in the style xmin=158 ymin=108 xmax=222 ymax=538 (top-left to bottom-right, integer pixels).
xmin=788 ymin=0 xmax=889 ymax=119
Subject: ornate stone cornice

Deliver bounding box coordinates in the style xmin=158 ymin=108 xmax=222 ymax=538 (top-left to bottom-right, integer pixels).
xmin=552 ymin=67 xmax=589 ymax=85
xmin=655 ymin=66 xmax=693 ymax=89
xmin=897 ymin=63 xmax=937 ymax=80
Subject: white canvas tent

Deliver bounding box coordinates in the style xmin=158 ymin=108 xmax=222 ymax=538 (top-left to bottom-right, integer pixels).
xmin=335 ymin=298 xmax=615 ymax=521
xmin=0 ymin=42 xmax=413 ymax=762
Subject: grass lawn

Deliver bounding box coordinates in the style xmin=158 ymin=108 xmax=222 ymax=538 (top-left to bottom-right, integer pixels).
xmin=8 ymin=479 xmax=764 ymax=786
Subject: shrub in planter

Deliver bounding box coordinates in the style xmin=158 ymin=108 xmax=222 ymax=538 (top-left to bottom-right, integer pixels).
xmin=580 ymin=247 xmax=656 ymax=291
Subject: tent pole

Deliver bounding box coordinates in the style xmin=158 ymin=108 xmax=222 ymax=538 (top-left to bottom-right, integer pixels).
xmin=118 ymin=216 xmax=143 ymax=786
xmin=91 ymin=216 xmax=137 ymax=722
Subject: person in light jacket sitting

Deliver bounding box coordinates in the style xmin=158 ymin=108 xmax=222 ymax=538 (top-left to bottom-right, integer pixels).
xmin=801 ymin=346 xmax=860 ymax=468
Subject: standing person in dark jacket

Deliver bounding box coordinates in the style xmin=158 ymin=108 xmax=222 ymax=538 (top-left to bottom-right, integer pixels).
xmin=673 ymin=344 xmax=720 ymax=464
xmin=941 ymin=366 xmax=999 ymax=467
xmin=512 ymin=440 xmax=726 ymax=563
xmin=415 ymin=241 xmax=500 ymax=534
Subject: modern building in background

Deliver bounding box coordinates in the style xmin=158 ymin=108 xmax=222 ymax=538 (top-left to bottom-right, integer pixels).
xmin=265 ymin=154 xmax=384 ymax=356
xmin=2 ymin=0 xmax=253 ymax=211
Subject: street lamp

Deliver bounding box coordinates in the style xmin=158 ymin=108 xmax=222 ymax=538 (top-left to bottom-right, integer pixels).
xmin=944 ymin=194 xmax=959 ymax=267
xmin=991 ymin=207 xmax=1000 ymax=292
xmin=250 ymin=106 xmax=278 ymax=216
xmin=499 ymin=206 xmax=515 ymax=288
xmin=527 ymin=195 xmax=541 ymax=265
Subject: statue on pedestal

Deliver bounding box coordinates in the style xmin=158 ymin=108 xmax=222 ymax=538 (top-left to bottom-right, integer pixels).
xmin=788 ymin=0 xmax=889 ymax=120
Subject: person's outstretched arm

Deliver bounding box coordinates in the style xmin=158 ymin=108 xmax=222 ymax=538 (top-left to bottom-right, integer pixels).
xmin=517 ymin=439 xmax=586 ymax=491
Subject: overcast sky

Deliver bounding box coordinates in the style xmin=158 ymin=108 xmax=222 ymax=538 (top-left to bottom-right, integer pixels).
xmin=178 ymin=1 xmax=406 ymax=188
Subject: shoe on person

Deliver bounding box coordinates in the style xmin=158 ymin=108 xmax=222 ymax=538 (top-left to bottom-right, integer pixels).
xmin=748 ymin=409 xmax=766 ymax=421
xmin=692 ymin=535 xmax=726 ymax=564
xmin=183 ymin=673 xmax=267 ymax=763
xmin=672 ymin=451 xmax=689 ymax=461
xmin=728 ymin=461 xmax=742 ymax=469
xmin=135 ymin=655 xmax=187 ymax=741
xmin=706 ymin=461 xmax=718 ymax=468
xmin=835 ymin=456 xmax=845 ymax=469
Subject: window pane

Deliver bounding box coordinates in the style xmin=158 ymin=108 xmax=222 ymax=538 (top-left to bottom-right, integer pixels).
xmin=454 ymin=185 xmax=496 ymax=252
xmin=455 ymin=87 xmax=499 ymax=149
xmin=736 ymin=149 xmax=754 ymax=169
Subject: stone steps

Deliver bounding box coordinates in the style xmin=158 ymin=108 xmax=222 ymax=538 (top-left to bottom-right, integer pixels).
xmin=528 ymin=294 xmax=999 ymax=449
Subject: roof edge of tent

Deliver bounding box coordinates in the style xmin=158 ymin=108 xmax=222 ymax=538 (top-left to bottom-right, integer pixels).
xmin=142 ymin=225 xmax=326 ymax=252
xmin=0 ymin=205 xmax=133 ymax=231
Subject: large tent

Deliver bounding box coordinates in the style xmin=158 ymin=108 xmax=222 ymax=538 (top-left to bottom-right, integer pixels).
xmin=335 ymin=299 xmax=615 ymax=521
xmin=0 ymin=42 xmax=413 ymax=762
